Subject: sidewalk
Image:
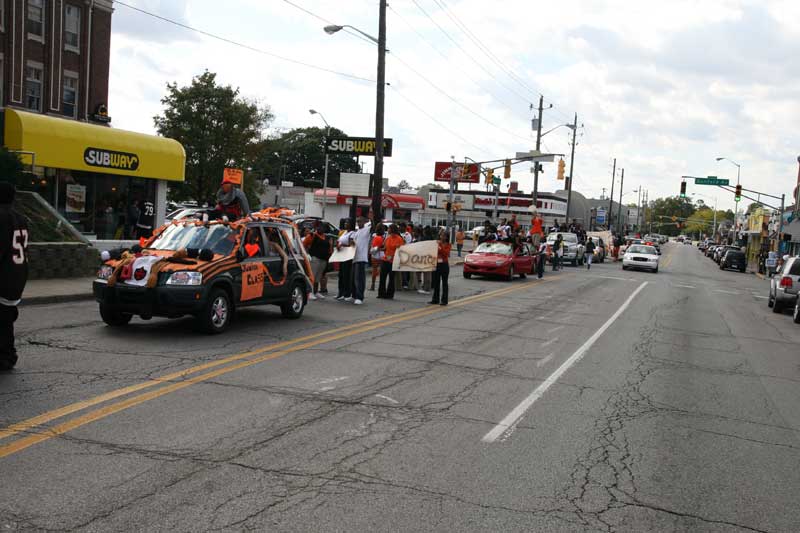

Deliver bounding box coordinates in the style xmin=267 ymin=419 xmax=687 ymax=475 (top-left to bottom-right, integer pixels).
xmin=21 ymin=277 xmax=96 ymax=306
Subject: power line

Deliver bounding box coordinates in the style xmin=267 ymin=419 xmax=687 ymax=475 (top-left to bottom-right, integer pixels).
xmin=279 ymin=0 xmax=377 ymax=47
xmin=114 ymin=0 xmax=375 ymax=84
xmin=388 ymin=4 xmax=524 ymax=118
xmin=409 ymin=0 xmax=533 ymax=106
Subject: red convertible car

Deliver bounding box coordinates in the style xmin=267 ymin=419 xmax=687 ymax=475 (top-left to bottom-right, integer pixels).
xmin=463 ymin=241 xmax=535 ymax=280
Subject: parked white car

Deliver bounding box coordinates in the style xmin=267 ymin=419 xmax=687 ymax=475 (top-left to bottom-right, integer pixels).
xmin=622 ymin=244 xmax=660 ymax=273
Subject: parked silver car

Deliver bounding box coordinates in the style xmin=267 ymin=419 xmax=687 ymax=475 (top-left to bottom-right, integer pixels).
xmin=768 ymin=256 xmax=800 ymax=314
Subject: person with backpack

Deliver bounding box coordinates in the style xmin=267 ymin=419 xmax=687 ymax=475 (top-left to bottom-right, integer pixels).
xmin=0 ymin=183 xmax=29 ymax=371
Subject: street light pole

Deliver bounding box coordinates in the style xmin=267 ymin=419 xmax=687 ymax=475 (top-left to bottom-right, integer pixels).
xmin=565 ymin=113 xmax=578 ymax=224
xmin=608 ymin=158 xmax=616 ymax=231
xmin=532 ymin=95 xmax=544 ymax=206
xmin=716 ymin=157 xmax=741 ymax=242
xmin=309 ymin=109 xmax=330 ymax=220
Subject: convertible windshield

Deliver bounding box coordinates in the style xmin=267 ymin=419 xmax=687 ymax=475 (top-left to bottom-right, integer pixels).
xmin=474 ymin=242 xmax=512 ymax=255
xmin=150 ymin=224 xmax=239 ymax=256
xmin=628 ymin=245 xmax=656 ymax=255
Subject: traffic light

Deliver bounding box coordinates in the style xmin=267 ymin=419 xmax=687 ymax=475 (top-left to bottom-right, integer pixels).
xmin=557 ymin=158 xmax=565 ymax=180
xmin=680 ymin=181 xmax=686 ymax=198
xmin=735 ymin=184 xmax=742 ymax=202
xmin=445 ymin=201 xmax=452 ymax=212
xmin=503 ymin=159 xmax=511 ymax=180
xmin=485 ymin=167 xmax=494 ymax=185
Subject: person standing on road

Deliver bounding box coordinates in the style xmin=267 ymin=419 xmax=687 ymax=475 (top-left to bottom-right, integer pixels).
xmin=369 ymin=225 xmax=385 ymax=291
xmin=536 ymin=239 xmax=548 ymax=278
xmin=335 ymin=220 xmax=356 ymax=302
xmin=455 ymin=227 xmax=465 ymax=257
xmin=303 ymin=221 xmax=332 ymax=300
xmin=378 ymin=224 xmax=404 ymax=300
xmin=430 ymin=232 xmax=452 ymax=306
xmin=553 ymin=234 xmax=564 ymax=271
xmin=351 ymin=217 xmax=371 ymax=305
xmin=0 ymin=183 xmax=28 ymax=371
xmin=585 ymin=237 xmax=595 ymax=270
xmin=419 ymin=226 xmax=434 ymax=294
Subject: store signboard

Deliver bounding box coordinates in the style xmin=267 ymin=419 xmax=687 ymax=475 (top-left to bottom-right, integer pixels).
xmin=434 ymin=162 xmax=480 ymax=183
xmin=325 ymin=137 xmax=393 ymax=157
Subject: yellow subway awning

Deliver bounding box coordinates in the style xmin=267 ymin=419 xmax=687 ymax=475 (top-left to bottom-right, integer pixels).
xmin=3 ymin=109 xmax=185 ymax=182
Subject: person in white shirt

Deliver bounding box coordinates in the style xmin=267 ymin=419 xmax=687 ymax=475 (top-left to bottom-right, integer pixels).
xmin=336 ymin=220 xmax=356 ymax=301
xmin=351 ymin=217 xmax=372 ymax=304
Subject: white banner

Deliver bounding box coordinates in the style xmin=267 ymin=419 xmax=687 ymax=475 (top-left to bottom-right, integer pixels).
xmin=328 ymin=246 xmax=356 ymax=263
xmin=392 ymin=240 xmax=438 ymax=272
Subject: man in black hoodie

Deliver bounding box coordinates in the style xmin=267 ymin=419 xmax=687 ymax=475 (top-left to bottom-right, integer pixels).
xmin=0 ymin=183 xmax=28 ymax=370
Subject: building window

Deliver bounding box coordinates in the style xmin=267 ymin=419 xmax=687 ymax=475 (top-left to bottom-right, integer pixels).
xmin=27 ymin=0 xmax=45 ymax=41
xmin=64 ymin=4 xmax=81 ymax=52
xmin=25 ymin=64 xmax=43 ymax=111
xmin=63 ymin=74 xmax=78 ymax=118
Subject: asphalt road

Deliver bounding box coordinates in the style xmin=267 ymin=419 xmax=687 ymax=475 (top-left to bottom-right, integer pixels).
xmin=2 ymin=242 xmax=799 ymax=532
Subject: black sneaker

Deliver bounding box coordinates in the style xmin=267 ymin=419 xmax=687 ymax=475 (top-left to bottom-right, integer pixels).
xmin=0 ymin=352 xmax=18 ymax=371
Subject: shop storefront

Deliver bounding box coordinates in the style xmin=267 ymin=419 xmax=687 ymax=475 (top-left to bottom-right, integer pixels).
xmin=2 ymin=109 xmax=185 ymax=240
xmin=306 ymin=189 xmax=425 ymax=226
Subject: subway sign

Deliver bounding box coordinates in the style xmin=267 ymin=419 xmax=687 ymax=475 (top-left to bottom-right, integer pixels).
xmin=84 ymin=148 xmax=140 ymax=171
xmin=325 ymin=137 xmax=393 ymax=157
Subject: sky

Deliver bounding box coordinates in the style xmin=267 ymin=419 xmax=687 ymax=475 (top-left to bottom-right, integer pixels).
xmin=108 ymin=0 xmax=800 ymax=213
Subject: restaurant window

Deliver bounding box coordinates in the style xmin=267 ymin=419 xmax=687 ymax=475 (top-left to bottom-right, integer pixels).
xmin=64 ymin=4 xmax=81 ymax=52
xmin=63 ymin=73 xmax=78 ymax=118
xmin=27 ymin=0 xmax=45 ymax=41
xmin=25 ymin=63 xmax=43 ymax=112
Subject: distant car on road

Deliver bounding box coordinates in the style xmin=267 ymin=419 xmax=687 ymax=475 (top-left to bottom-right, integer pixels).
xmin=622 ymin=244 xmax=660 ymax=273
xmin=719 ymin=250 xmax=746 ymax=272
xmin=463 ymin=241 xmax=534 ymax=280
xmin=769 ymin=256 xmax=800 ymax=314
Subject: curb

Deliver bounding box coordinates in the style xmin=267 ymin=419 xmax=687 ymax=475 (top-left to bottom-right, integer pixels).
xmin=20 ymin=293 xmax=95 ymax=307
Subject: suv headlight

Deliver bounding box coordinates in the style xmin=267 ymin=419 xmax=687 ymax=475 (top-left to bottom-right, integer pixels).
xmin=166 ymin=271 xmax=203 ymax=286
xmin=97 ymin=265 xmax=114 ymax=281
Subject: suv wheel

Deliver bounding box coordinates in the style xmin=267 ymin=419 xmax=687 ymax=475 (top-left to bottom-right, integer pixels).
xmin=281 ymin=283 xmax=306 ymax=319
xmin=794 ymin=301 xmax=800 ymax=324
xmin=772 ymin=298 xmax=784 ymax=314
xmin=99 ymin=305 xmax=133 ymax=327
xmin=199 ymin=288 xmax=233 ymax=333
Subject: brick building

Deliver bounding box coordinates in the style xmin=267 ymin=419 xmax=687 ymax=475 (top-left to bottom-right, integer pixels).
xmin=0 ymin=0 xmax=185 ymax=241
xmin=0 ymin=0 xmax=112 ymax=121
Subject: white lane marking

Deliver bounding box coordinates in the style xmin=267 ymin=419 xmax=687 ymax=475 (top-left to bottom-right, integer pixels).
xmin=547 ymin=325 xmax=565 ymax=334
xmin=674 ymin=284 xmax=696 ymax=289
xmin=753 ymin=295 xmax=768 ymax=299
xmin=375 ymin=394 xmax=399 ymax=404
xmin=482 ymin=281 xmax=649 ymax=444
xmin=540 ymin=337 xmax=559 ymax=348
xmin=713 ymin=289 xmax=739 ymax=295
xmin=587 ymin=275 xmax=633 ymax=281
xmin=536 ymin=353 xmax=554 ymax=368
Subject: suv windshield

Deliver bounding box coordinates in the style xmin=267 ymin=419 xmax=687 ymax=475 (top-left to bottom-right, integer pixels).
xmin=150 ymin=224 xmax=239 ymax=256
xmin=474 ymin=242 xmax=512 ymax=255
xmin=547 ymin=233 xmax=578 ymax=243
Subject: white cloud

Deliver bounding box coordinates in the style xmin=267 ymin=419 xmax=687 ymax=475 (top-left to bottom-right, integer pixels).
xmin=109 ymin=0 xmax=800 ymax=213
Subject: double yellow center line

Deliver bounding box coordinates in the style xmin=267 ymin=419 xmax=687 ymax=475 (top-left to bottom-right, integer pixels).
xmin=0 ymin=276 xmax=559 ymax=459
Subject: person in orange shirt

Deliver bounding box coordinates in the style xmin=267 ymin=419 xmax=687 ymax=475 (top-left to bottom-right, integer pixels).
xmin=455 ymin=227 xmax=465 ymax=257
xmin=429 ymin=232 xmax=452 ymax=306
xmin=369 ymin=225 xmax=385 ymax=291
xmin=378 ymin=224 xmax=405 ymax=299
xmin=529 ymin=212 xmax=544 ymax=247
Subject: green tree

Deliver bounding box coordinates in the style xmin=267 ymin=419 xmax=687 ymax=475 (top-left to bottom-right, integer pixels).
xmin=648 ymin=196 xmax=696 ymax=236
xmin=252 ymin=127 xmax=359 ymax=189
xmin=154 ymin=70 xmax=273 ymax=207
xmin=0 ymin=147 xmax=24 ymax=185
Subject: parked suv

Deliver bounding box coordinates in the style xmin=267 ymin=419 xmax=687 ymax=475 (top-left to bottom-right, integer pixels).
xmin=94 ymin=211 xmax=314 ymax=333
xmin=768 ymin=256 xmax=800 ymax=314
xmin=720 ymin=250 xmax=746 ymax=272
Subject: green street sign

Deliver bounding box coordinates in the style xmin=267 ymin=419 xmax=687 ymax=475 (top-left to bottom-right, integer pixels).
xmin=695 ymin=176 xmax=730 ymax=186
xmin=492 ymin=177 xmax=501 ymax=186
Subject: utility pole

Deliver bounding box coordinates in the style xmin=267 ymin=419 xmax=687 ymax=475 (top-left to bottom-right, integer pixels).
xmin=636 ymin=187 xmax=642 ymax=233
xmin=532 ymin=95 xmax=544 ymax=206
xmin=617 ymin=168 xmax=624 ymax=233
xmin=565 ymin=112 xmax=578 ymax=224
xmin=449 ymin=158 xmax=457 ymax=241
xmin=608 ymin=158 xmax=616 ymax=231
xmin=371 ymin=0 xmax=387 ymax=226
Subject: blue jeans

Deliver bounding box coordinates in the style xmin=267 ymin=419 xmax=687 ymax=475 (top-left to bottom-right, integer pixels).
xmin=353 ymin=262 xmax=367 ymax=301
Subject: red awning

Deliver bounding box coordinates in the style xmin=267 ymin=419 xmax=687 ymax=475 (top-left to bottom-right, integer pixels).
xmin=381 ymin=193 xmax=425 ymax=209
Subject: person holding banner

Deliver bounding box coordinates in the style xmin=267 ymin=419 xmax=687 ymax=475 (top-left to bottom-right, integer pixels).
xmin=429 ymin=232 xmax=452 ymax=306
xmin=378 ymin=224 xmax=404 ymax=300
xmin=369 ymin=225 xmax=385 ymax=291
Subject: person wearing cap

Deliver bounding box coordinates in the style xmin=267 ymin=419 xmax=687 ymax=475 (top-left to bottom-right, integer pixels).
xmin=0 ymin=182 xmax=28 ymax=371
xmin=215 ymin=176 xmax=250 ymax=220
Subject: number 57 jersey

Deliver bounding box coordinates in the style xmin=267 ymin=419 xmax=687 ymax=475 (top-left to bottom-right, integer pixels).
xmin=0 ymin=205 xmax=29 ymax=306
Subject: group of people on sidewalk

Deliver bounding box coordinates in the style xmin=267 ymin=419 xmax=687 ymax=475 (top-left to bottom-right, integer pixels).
xmin=301 ymin=219 xmax=453 ymax=306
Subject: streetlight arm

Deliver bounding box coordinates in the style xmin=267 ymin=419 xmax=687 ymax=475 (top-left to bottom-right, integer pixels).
xmin=540 ymin=124 xmax=572 ymax=138
xmin=325 ymin=24 xmax=379 ymax=44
